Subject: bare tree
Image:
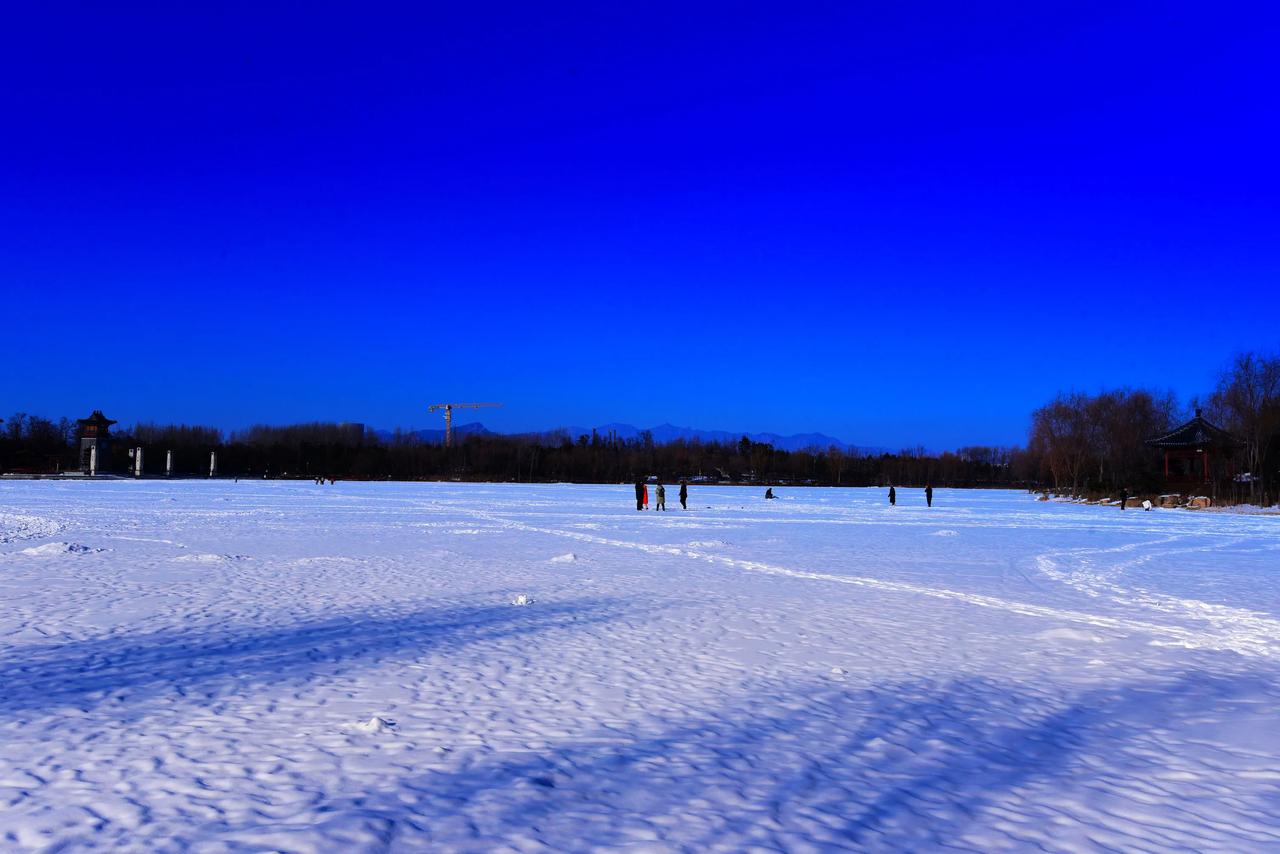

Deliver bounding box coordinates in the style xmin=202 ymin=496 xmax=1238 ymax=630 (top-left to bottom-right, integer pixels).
xmin=1209 ymin=351 xmax=1280 ymax=504
xmin=1030 ymin=393 xmax=1092 ymax=495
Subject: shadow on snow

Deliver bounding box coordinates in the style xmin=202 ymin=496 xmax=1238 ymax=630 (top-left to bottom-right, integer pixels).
xmin=197 ymin=669 xmax=1280 ymax=851
xmin=0 ymin=597 xmax=639 ymax=718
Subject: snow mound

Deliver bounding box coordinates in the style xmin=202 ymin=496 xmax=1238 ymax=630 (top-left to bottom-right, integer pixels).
xmin=931 ymin=530 xmax=959 ymax=537
xmin=549 ymin=553 xmax=578 ymax=563
xmin=348 ymin=716 xmax=397 ymax=734
xmin=0 ymin=512 xmax=63 ymax=544
xmin=18 ymin=542 xmax=106 ymax=556
xmin=512 ymin=594 xmax=534 ymax=606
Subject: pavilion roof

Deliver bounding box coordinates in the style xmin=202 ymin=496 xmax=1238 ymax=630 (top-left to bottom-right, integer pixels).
xmin=1146 ymin=410 xmax=1244 ymax=449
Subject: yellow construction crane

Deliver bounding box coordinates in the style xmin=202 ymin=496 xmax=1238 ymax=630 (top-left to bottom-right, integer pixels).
xmin=427 ymin=402 xmax=502 ymax=447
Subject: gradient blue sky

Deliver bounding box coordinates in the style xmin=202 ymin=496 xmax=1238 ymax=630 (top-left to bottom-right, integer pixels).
xmin=3 ymin=3 xmax=1277 ymax=449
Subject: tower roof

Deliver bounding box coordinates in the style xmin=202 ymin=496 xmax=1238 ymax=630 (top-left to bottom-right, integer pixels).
xmin=77 ymin=410 xmax=117 ymax=427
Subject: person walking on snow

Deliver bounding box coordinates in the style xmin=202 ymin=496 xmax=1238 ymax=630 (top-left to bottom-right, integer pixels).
xmin=889 ymin=486 xmax=896 ymax=506
xmin=656 ymin=483 xmax=666 ymax=511
xmin=925 ymin=484 xmax=933 ymax=507
xmin=679 ymin=480 xmax=688 ymax=510
xmin=635 ymin=480 xmax=644 ymax=511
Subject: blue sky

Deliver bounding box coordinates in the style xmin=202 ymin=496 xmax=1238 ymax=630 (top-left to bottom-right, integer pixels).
xmin=2 ymin=3 xmax=1277 ymax=449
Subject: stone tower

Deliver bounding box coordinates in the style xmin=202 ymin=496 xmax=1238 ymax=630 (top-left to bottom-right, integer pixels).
xmin=77 ymin=410 xmax=117 ymax=474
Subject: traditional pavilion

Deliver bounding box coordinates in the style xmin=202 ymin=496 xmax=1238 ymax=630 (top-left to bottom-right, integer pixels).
xmin=1146 ymin=409 xmax=1245 ymax=485
xmin=77 ymin=410 xmax=117 ymax=474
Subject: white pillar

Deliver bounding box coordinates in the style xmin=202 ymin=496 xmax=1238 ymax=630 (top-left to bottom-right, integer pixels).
xmin=166 ymin=450 xmax=173 ymax=477
xmin=209 ymin=451 xmax=217 ymax=478
xmin=134 ymin=447 xmax=144 ymax=478
xmin=89 ymin=444 xmax=98 ymax=476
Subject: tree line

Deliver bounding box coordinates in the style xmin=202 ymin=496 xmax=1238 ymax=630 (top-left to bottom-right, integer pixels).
xmin=3 ymin=350 xmax=1275 ymax=503
xmin=0 ymin=416 xmax=1028 ymax=488
xmin=1028 ymin=350 xmax=1279 ymax=505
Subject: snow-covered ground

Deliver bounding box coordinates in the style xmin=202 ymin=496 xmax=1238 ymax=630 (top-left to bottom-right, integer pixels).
xmin=2 ymin=481 xmax=1279 ymax=852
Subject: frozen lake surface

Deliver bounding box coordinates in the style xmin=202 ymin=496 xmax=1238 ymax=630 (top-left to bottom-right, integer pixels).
xmin=2 ymin=480 xmax=1279 ymax=851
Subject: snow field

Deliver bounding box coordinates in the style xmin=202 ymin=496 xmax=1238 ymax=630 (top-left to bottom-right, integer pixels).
xmin=0 ymin=481 xmax=1278 ymax=851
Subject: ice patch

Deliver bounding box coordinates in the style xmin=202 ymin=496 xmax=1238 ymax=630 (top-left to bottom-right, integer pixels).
xmin=175 ymin=553 xmax=249 ymax=563
xmin=1036 ymin=627 xmax=1109 ymax=643
xmin=687 ymin=539 xmax=730 ymax=549
xmin=549 ymin=553 xmax=578 ymax=563
xmin=931 ymin=530 xmax=959 ymax=537
xmin=292 ymin=556 xmax=361 ymax=566
xmin=18 ymin=542 xmax=107 ymax=556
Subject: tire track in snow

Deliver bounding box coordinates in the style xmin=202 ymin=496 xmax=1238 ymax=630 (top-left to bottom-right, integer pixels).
xmin=471 ymin=511 xmax=1280 ymax=658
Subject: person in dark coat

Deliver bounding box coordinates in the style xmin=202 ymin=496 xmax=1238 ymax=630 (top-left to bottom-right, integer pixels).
xmin=635 ymin=480 xmax=644 ymax=511
xmin=679 ymin=480 xmax=688 ymax=510
xmin=656 ymin=482 xmax=666 ymax=511
xmin=925 ymin=484 xmax=933 ymax=507
xmin=1119 ymin=487 xmax=1127 ymax=511
xmin=889 ymin=486 xmax=896 ymax=506
xmin=765 ymin=487 xmax=775 ymax=499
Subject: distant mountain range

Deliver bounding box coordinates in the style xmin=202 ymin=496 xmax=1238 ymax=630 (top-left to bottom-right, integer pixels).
xmin=376 ymin=422 xmax=872 ymax=453
xmin=374 ymin=423 xmax=495 ymax=444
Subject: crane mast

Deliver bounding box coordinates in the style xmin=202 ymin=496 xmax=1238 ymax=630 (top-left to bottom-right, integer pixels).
xmin=427 ymin=402 xmax=502 ymax=448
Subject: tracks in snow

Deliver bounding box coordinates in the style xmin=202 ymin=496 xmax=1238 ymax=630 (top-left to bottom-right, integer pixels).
xmin=1034 ymin=535 xmax=1280 ymax=660
xmin=470 ymin=510 xmax=1280 ymax=659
